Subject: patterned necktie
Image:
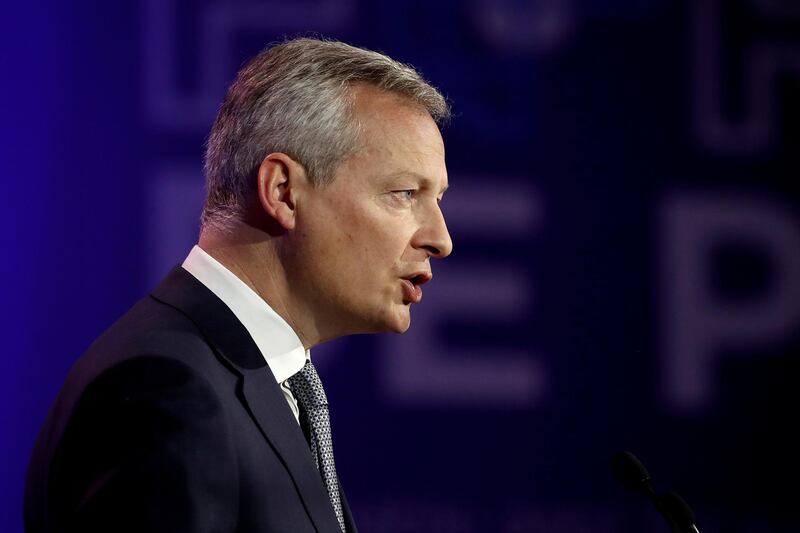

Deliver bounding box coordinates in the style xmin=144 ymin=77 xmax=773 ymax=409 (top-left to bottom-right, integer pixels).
xmin=287 ymin=360 xmax=346 ymax=532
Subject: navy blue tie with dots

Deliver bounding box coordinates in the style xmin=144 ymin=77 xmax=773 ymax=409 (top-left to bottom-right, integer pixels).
xmin=288 ymin=360 xmax=346 ymax=532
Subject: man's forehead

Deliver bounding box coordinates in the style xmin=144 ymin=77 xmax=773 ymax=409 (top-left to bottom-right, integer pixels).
xmin=351 ymin=85 xmax=438 ymax=129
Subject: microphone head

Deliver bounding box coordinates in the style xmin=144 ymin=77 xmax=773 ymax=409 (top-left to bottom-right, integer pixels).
xmin=611 ymin=450 xmax=653 ymax=494
xmin=660 ymin=490 xmax=697 ymax=530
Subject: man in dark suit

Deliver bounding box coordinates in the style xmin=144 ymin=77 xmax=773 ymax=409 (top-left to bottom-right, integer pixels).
xmin=25 ymin=37 xmax=452 ymax=532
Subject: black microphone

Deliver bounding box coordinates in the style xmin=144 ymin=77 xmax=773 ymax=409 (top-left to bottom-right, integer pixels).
xmin=611 ymin=451 xmax=700 ymax=533
xmin=660 ymin=491 xmax=699 ymax=533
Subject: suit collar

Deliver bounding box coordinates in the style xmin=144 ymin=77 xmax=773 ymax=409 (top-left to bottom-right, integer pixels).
xmin=151 ymin=266 xmax=346 ymax=533
xmin=181 ymin=245 xmax=308 ymax=382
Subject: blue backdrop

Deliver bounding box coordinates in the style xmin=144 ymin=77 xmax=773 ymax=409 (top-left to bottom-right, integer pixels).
xmin=3 ymin=1 xmax=798 ymax=531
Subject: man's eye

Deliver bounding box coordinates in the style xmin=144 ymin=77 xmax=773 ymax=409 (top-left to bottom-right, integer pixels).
xmin=393 ymin=190 xmax=414 ymax=200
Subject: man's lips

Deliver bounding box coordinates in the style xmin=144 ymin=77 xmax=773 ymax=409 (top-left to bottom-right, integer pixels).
xmin=400 ymin=271 xmax=432 ymax=304
xmin=401 ymin=279 xmax=423 ymax=303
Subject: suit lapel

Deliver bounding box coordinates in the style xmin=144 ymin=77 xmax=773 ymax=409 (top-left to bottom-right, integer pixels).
xmin=239 ymin=367 xmax=343 ymax=533
xmin=151 ymin=266 xmax=343 ymax=533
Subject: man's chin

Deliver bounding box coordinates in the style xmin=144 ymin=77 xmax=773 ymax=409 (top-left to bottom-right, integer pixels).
xmin=390 ymin=320 xmax=411 ymax=334
xmin=353 ymin=304 xmax=411 ymax=335
xmin=383 ymin=306 xmax=411 ymax=334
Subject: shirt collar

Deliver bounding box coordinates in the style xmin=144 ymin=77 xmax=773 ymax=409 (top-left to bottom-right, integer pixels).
xmin=181 ymin=245 xmax=309 ymax=383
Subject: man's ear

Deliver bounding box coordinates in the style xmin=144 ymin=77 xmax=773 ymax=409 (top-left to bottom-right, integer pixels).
xmin=255 ymin=153 xmax=308 ymax=231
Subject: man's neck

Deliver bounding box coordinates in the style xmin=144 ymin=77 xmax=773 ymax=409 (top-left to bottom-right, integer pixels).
xmin=198 ymin=227 xmax=322 ymax=349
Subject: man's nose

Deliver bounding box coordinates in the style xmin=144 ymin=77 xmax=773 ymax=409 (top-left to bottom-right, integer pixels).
xmin=416 ymin=204 xmax=453 ymax=258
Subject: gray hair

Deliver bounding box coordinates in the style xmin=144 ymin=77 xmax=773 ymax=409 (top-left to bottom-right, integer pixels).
xmin=201 ymin=37 xmax=451 ymax=233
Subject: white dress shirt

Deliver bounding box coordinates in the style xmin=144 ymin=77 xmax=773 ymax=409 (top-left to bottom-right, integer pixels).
xmin=182 ymin=245 xmax=308 ymax=423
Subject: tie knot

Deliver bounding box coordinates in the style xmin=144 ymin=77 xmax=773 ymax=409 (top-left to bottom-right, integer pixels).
xmin=288 ymin=359 xmax=328 ymax=409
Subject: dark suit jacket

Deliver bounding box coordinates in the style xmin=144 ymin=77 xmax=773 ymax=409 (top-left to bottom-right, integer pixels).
xmin=25 ymin=266 xmax=358 ymax=532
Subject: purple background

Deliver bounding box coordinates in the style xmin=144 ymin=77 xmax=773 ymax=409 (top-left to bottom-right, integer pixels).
xmin=3 ymin=1 xmax=799 ymax=531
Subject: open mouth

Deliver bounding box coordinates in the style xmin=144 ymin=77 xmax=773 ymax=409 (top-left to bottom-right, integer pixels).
xmin=407 ymin=274 xmax=429 ymax=285
xmin=400 ymin=272 xmax=432 ymax=304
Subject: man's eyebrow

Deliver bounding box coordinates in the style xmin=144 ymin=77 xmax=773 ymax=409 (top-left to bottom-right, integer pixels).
xmin=383 ymin=171 xmax=449 ymax=193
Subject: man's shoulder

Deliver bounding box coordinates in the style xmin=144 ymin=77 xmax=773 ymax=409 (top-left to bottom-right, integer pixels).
xmin=25 ymin=293 xmax=243 ymax=531
xmin=67 ymin=292 xmax=228 ymax=398
xmin=92 ymin=293 xmax=209 ymax=360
